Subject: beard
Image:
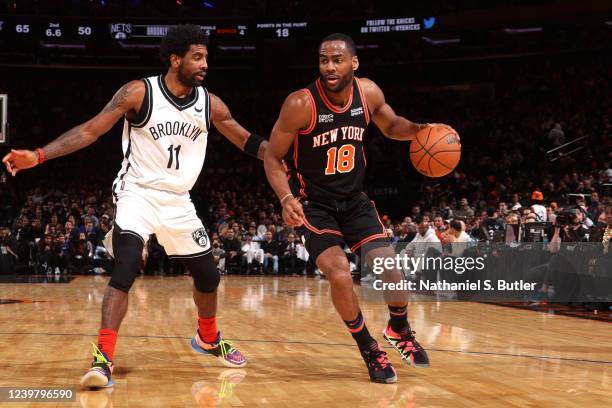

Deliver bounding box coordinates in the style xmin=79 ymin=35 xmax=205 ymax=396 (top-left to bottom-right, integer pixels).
xmin=177 ymin=65 xmax=202 ymax=88
xmin=321 ymin=73 xmax=352 ymax=93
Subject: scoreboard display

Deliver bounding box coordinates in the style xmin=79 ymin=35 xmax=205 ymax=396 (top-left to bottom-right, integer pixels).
xmin=256 ymin=21 xmax=308 ymax=39
xmin=0 ymin=15 xmax=437 ymax=44
xmin=7 ymin=20 xmax=97 ymax=39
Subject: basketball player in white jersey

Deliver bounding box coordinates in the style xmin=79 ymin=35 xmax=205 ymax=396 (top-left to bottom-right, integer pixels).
xmin=2 ymin=25 xmax=266 ymax=388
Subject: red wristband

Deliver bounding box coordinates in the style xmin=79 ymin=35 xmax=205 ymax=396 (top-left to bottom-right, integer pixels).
xmin=36 ymin=148 xmax=45 ymax=164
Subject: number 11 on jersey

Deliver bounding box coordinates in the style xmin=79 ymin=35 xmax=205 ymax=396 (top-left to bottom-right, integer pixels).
xmin=167 ymin=144 xmax=181 ymax=170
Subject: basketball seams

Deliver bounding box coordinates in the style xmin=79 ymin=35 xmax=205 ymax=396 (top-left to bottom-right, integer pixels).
xmin=410 ymin=127 xmax=460 ymax=177
xmin=408 ymin=126 xmax=432 ymax=154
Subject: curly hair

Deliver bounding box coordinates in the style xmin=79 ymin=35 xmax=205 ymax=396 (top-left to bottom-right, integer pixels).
xmin=159 ymin=24 xmax=209 ymax=68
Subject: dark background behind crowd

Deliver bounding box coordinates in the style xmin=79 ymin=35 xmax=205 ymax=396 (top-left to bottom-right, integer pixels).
xmin=0 ymin=1 xmax=610 ymax=279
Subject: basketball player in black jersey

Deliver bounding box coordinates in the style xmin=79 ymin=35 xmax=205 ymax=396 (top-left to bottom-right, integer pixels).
xmin=265 ymin=33 xmax=455 ymax=383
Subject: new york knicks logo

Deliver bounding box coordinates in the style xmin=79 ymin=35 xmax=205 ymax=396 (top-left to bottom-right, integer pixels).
xmin=192 ymin=228 xmax=209 ymax=248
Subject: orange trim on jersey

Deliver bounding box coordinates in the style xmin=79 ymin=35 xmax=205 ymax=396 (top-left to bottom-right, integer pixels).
xmin=302 ymin=217 xmax=342 ymax=237
xmin=293 ymin=133 xmax=299 ymax=168
xmin=298 ymin=89 xmax=317 ymax=135
xmin=293 ymin=89 xmax=314 ymax=198
xmin=315 ymin=78 xmax=353 ymax=114
xmin=355 ymin=77 xmax=370 ymax=125
xmin=297 ymin=172 xmax=307 ymax=198
xmin=350 ymin=232 xmax=388 ymax=252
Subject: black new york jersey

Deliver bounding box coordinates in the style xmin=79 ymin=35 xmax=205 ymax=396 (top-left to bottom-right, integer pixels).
xmin=285 ymin=77 xmax=371 ymax=201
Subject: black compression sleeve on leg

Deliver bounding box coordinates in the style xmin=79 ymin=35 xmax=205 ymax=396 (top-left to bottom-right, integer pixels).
xmin=182 ymin=251 xmax=220 ymax=293
xmin=108 ymin=225 xmax=144 ymax=293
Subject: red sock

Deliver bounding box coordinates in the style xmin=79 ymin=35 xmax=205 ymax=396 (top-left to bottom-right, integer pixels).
xmin=97 ymin=328 xmax=118 ymax=361
xmin=198 ymin=316 xmax=218 ymax=343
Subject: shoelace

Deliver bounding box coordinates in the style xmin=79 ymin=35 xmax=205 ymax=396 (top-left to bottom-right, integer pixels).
xmin=368 ymin=347 xmax=390 ymax=369
xmin=395 ymin=330 xmax=419 ymax=356
xmin=90 ymin=342 xmax=110 ymax=365
xmin=217 ymin=339 xmax=238 ymax=359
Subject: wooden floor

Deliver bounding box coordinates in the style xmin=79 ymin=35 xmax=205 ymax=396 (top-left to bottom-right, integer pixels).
xmin=0 ymin=275 xmax=611 ymax=408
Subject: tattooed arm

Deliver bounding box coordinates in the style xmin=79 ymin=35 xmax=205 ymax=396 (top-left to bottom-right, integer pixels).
xmin=2 ymin=80 xmax=145 ymax=175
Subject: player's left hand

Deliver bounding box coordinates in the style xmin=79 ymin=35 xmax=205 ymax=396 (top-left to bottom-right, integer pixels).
xmin=2 ymin=149 xmax=39 ymax=176
xmin=282 ymin=198 xmax=305 ymax=227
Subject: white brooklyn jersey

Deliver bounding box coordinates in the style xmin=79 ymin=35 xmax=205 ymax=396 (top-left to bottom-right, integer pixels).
xmin=113 ymin=75 xmax=210 ymax=196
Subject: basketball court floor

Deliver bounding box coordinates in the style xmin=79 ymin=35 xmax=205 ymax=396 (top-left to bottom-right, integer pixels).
xmin=1 ymin=275 xmax=610 ymax=407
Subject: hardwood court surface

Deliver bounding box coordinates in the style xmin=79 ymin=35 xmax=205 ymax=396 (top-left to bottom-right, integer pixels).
xmin=0 ymin=275 xmax=610 ymax=407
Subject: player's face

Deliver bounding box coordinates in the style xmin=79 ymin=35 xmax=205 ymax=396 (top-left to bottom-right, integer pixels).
xmin=319 ymin=41 xmax=358 ymax=93
xmin=177 ymin=44 xmax=208 ymax=88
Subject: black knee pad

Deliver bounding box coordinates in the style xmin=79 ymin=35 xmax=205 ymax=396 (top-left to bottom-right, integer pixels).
xmin=182 ymin=251 xmax=219 ymax=293
xmin=109 ymin=225 xmax=144 ymax=293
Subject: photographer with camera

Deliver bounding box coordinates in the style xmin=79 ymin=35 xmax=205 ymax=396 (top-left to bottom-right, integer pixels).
xmin=526 ymin=206 xmax=589 ymax=303
xmin=550 ymin=207 xmax=590 ymax=250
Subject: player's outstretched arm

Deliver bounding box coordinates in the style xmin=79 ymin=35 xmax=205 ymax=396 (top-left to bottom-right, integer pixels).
xmin=360 ymin=77 xmax=454 ymax=141
xmin=2 ymin=80 xmax=144 ymax=176
xmin=264 ymin=91 xmax=310 ymax=227
xmin=209 ymin=93 xmax=267 ymax=160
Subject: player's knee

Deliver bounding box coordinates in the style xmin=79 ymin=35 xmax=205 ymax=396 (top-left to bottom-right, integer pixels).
xmin=183 ymin=252 xmax=220 ymax=293
xmin=109 ymin=226 xmax=144 ymax=293
xmin=318 ymin=254 xmax=349 ymax=273
xmin=318 ymin=256 xmax=351 ymax=286
xmin=326 ymin=269 xmax=353 ymax=288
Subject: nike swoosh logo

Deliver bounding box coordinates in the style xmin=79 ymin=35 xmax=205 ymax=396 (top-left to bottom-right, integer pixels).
xmin=195 ymin=107 xmax=203 ymax=113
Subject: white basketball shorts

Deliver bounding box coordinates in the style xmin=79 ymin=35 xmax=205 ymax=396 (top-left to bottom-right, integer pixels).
xmin=110 ymin=182 xmax=211 ymax=258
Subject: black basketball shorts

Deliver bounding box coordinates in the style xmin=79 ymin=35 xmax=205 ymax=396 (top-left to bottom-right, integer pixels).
xmin=297 ymin=192 xmax=391 ymax=262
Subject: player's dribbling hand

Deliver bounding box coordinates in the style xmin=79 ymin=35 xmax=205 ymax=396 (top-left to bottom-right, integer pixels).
xmin=282 ymin=198 xmax=305 ymax=227
xmin=2 ymin=149 xmax=39 ymax=176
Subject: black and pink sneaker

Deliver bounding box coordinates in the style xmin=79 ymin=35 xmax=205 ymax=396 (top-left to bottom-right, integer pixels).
xmin=359 ymin=342 xmax=397 ymax=384
xmin=383 ymin=325 xmax=430 ymax=368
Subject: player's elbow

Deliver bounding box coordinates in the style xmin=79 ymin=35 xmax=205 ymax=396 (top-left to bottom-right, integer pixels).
xmin=380 ymin=117 xmax=400 ymax=139
xmin=263 ymin=148 xmax=283 ymax=169
xmin=380 ymin=126 xmax=393 ymax=138
xmin=263 ymin=147 xmax=276 ymax=165
xmin=80 ymin=123 xmax=103 ymax=144
xmin=381 ymin=124 xmax=398 ymax=139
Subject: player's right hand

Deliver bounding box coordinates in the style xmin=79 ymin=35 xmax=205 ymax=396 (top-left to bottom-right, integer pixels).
xmin=2 ymin=149 xmax=38 ymax=176
xmin=282 ymin=198 xmax=305 ymax=227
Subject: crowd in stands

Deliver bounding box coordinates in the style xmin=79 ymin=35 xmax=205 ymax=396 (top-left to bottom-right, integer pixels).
xmin=0 ymin=54 xmax=610 ymax=280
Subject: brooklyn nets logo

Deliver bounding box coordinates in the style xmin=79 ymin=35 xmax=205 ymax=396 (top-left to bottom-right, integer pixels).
xmin=192 ymin=228 xmax=209 ymax=248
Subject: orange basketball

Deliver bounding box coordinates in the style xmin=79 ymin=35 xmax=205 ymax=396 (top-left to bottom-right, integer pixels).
xmin=410 ymin=125 xmax=461 ymax=177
